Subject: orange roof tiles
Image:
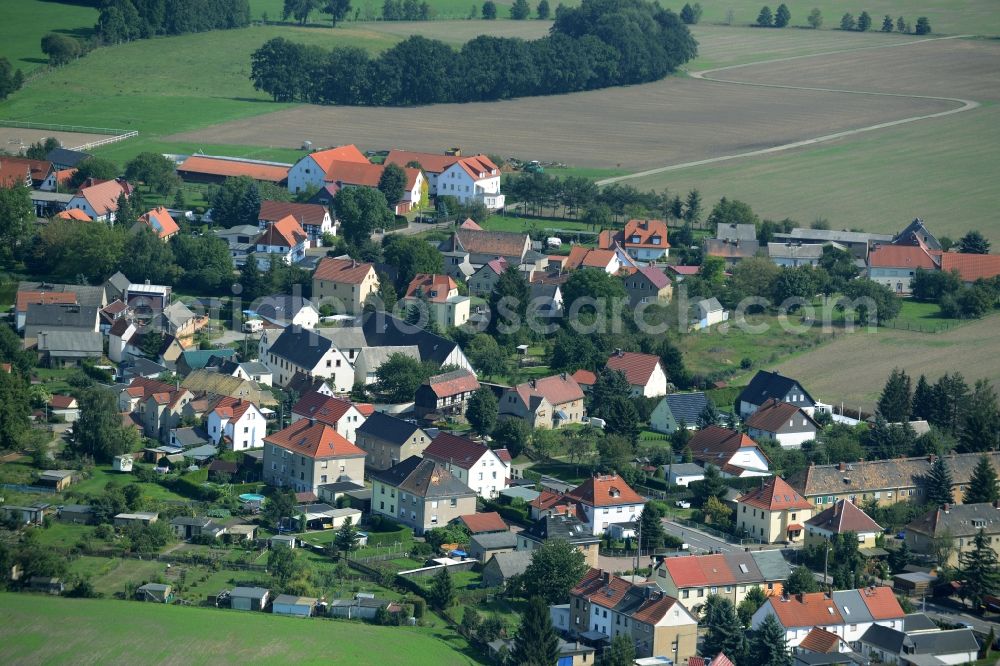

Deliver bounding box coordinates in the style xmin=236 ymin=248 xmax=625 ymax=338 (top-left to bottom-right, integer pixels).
xmin=798 ymin=627 xmax=844 ymax=653
xmin=0 ymin=160 xmax=31 ymax=188
xmin=405 ymin=273 xmax=458 ymax=303
xmin=868 ymin=244 xmax=939 ymax=269
xmin=606 ymin=351 xmax=662 ymax=387
xmin=768 ymin=592 xmax=845 ymax=628
xmin=55 ymin=208 xmax=92 ymax=221
xmin=76 ymin=179 xmax=130 ymax=217
xmin=291 ymin=392 xmax=357 ymax=425
xmin=211 ymin=396 xmax=256 ymax=421
xmin=459 ymin=218 xmax=483 ymax=230
xmin=423 ymin=432 xmax=497 ymax=470
xmin=457 ymin=512 xmax=508 ymax=534
xmin=259 ymin=200 xmax=329 ymax=228
xmin=426 ymin=369 xmax=480 ymax=398
xmin=16 ymin=291 xmax=77 ymax=313
xmin=139 ymin=206 xmax=179 ymax=239
xmin=177 ymin=155 xmax=289 ymax=183
xmin=805 ymin=499 xmax=883 ymax=535
xmin=313 ymin=257 xmax=376 ymax=284
xmin=257 ymin=214 xmax=307 ymax=248
xmin=623 ymin=219 xmax=670 ymax=249
xmin=323 ymin=160 xmax=420 ymax=195
xmin=453 ymin=154 xmax=500 ymax=181
xmin=859 ymin=585 xmax=905 ymax=620
xmin=570 ymin=369 xmax=597 ymax=387
xmin=385 ymin=149 xmax=459 ymax=174
xmin=571 ymin=568 xmax=634 ymax=609
xmin=264 ymin=419 xmax=366 ymax=460
xmin=688 ymin=426 xmax=767 ymax=467
xmin=738 ymin=476 xmax=812 ymax=511
xmin=308 ymin=145 xmax=369 ymax=172
xmin=513 ymin=374 xmax=584 ymax=408
xmin=567 ymin=474 xmax=644 ymax=508
xmin=940 ymin=252 xmax=1000 ymax=282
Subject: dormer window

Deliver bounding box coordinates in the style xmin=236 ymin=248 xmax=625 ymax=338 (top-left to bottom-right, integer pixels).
xmin=631 ymin=236 xmax=641 ymax=244
xmin=652 ymin=236 xmax=661 ymax=245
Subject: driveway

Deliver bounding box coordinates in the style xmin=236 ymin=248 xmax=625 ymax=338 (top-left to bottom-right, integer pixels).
xmin=661 ymin=519 xmax=742 ymax=554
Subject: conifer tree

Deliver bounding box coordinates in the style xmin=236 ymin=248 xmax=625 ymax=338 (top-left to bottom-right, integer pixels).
xmin=964 ymin=454 xmax=1000 ymax=504
xmin=511 ymin=596 xmax=560 ymax=666
xmin=749 ymin=613 xmax=792 ymax=666
xmin=923 ymin=456 xmax=955 ymax=507
xmin=959 ymin=529 xmax=1000 ymax=609
xmin=877 ymin=368 xmax=912 ymax=422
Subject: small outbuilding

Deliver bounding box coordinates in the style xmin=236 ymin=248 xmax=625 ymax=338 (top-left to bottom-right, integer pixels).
xmin=230 ymin=586 xmax=270 ymax=611
xmin=272 ymin=594 xmax=317 ymax=617
xmin=135 ymin=583 xmax=174 ymax=603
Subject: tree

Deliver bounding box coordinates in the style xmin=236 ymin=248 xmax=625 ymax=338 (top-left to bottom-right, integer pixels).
xmin=561 ymin=268 xmax=626 ymax=309
xmin=896 ymin=16 xmax=907 ymax=33
xmin=321 ymin=0 xmax=352 ymax=26
xmin=69 ymin=157 xmax=119 ymax=189
xmin=690 ymin=464 xmax=727 ymax=508
xmin=536 ymin=0 xmax=549 ymax=19
xmin=334 ymin=516 xmax=359 ymax=552
xmin=888 ymin=540 xmax=911 ymax=574
xmin=377 ymin=163 xmax=407 ymax=208
xmin=263 ymin=490 xmax=297 ymax=529
xmin=756 ymin=6 xmax=773 ymax=27
xmin=511 ymin=596 xmax=560 ymax=666
xmin=490 ymin=265 xmax=530 ymax=334
xmin=840 ymin=13 xmax=855 ymax=31
xmin=959 ymin=529 xmax=1000 ymax=609
xmin=41 ymin=33 xmax=81 ymax=66
xmin=638 ymin=502 xmax=666 ymax=550
xmin=510 ymin=0 xmax=530 ymax=19
xmin=842 ymin=279 xmax=901 ymax=325
xmin=683 ymin=189 xmax=702 ymax=225
xmin=334 ymin=186 xmax=393 ymax=246
xmin=481 ymin=0 xmax=496 ymax=19
xmin=284 ymin=0 xmax=320 ymax=24
xmin=881 ymin=14 xmax=893 ymax=31
xmin=930 ymin=373 xmax=970 ymax=436
xmin=957 ymin=230 xmax=990 ymax=254
xmin=914 ymin=16 xmax=931 ymax=35
xmin=492 ymin=418 xmax=530 ymax=459
xmin=382 ymin=234 xmax=444 ymax=286
xmin=959 ymin=380 xmax=1000 ymax=453
xmin=923 ymin=456 xmax=955 ymax=507
xmin=73 ymin=388 xmax=138 ymax=462
xmin=807 ymin=8 xmax=823 ymax=29
xmin=124 ymin=152 xmax=180 ymax=195
xmin=522 ymin=538 xmax=588 ymax=604
xmin=0 ymin=57 xmax=25 ymax=101
xmin=0 ymin=184 xmax=34 ymax=264
xmin=603 ymin=397 xmax=640 ymax=443
xmin=704 ymin=495 xmax=732 ymax=527
xmin=784 ymin=565 xmax=820 ymax=595
xmin=818 ymin=244 xmax=860 ymax=291
xmin=602 ymin=634 xmax=636 ymax=666
xmin=680 ymin=3 xmax=697 ymax=24
xmin=965 ymin=454 xmax=1000 ymax=504
xmin=706 ymin=197 xmax=759 ymax=229
xmin=697 ymin=400 xmax=719 ymax=428
xmin=0 ymin=370 xmax=30 ymax=450
xmin=737 ymin=585 xmax=768 ymax=627
xmin=427 ymin=567 xmax=455 ymax=610
xmin=703 ymin=596 xmax=745 ymax=660
xmin=857 ymin=11 xmax=871 ymax=31
xmin=466 ymin=387 xmax=499 ymax=436
xmin=774 ymin=3 xmax=790 ymax=27
xmin=911 ymin=375 xmax=933 ymax=420
xmin=374 ymin=353 xmax=433 ymax=402
xmin=749 ymin=613 xmax=792 ymax=666
xmin=877 ymin=368 xmax=912 ymax=423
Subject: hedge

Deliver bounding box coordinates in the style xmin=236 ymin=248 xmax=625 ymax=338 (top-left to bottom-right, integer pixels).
xmin=364 ymin=523 xmax=413 ymax=547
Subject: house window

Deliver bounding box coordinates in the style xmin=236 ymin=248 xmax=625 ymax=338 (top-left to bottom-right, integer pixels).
xmin=321 ymin=475 xmax=327 ymax=483
xmin=450 ymin=498 xmax=457 ymax=507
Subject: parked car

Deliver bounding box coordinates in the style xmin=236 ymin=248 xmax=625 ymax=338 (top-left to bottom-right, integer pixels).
xmin=675 ymin=500 xmax=691 ymax=509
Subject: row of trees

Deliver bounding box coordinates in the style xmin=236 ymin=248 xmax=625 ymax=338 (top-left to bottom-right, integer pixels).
xmin=755 ymin=4 xmax=791 ymax=28
xmin=250 ymin=0 xmax=698 ymax=105
xmin=839 ymin=11 xmax=930 ymax=34
xmin=97 ymin=0 xmax=251 ymax=44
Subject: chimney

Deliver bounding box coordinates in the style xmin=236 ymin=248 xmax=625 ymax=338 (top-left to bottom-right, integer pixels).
xmin=601 ymin=571 xmax=611 ymax=585
xmin=838 ymin=462 xmax=846 ymax=472
xmin=529 ymin=379 xmax=536 ymax=389
xmin=927 ymin=454 xmax=936 ymax=463
xmin=943 ymin=503 xmax=950 ymax=513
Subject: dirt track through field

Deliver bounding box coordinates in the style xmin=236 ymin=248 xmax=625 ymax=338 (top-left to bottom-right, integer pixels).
xmin=598 ymin=34 xmax=979 ymax=185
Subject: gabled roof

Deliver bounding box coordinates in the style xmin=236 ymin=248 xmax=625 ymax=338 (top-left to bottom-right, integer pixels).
xmin=180 ymin=347 xmax=236 ymax=371
xmin=457 ymin=512 xmax=507 ymax=534
xmin=688 ymin=426 xmax=766 ymax=467
xmin=798 ymin=627 xmax=845 ymax=654
xmin=306 ymin=145 xmax=369 ymax=172
xmin=716 ymin=223 xmax=757 ymax=242
xmin=450 ymin=154 xmax=500 ymax=181
xmin=356 ymin=411 xmax=422 ymax=445
xmin=905 ymin=501 xmax=1000 ymax=539
xmin=565 ymin=246 xmax=617 ymax=270
xmin=25 ymin=304 xmax=97 ymax=330
xmin=868 ymin=243 xmax=940 ymax=270
xmin=634 ymin=266 xmax=671 ymax=289
xmin=256 ymin=214 xmax=307 ymax=248
xmin=570 ymin=369 xmax=597 ymax=387
xmin=291 ymin=392 xmax=357 ymax=425
xmin=210 ymin=396 xmax=258 ymax=421
xmin=73 ymin=179 xmax=130 ymax=216
xmin=657 ymin=550 xmax=789 ymax=588
xmin=424 ymin=369 xmax=480 ymax=398
xmin=49 ymin=394 xmax=78 ymax=409
xmin=858 ymin=586 xmax=905 ymax=620
xmin=520 ymin=514 xmax=599 ymax=544
xmin=360 ymin=312 xmax=461 ymax=366
xmin=939 ymin=252 xmax=1000 ymax=282
xmin=384 ymin=149 xmax=460 ymax=174
xmin=512 ymin=374 xmax=584 ymax=409
xmin=746 ymin=398 xmax=818 ymax=433
xmin=268 ymin=326 xmax=334 ymax=369
xmin=264 ymin=419 xmax=365 ymax=460
xmin=46 ymin=147 xmax=91 ymax=168
xmin=259 ymin=200 xmax=328 ymax=228
xmin=0 ymin=159 xmax=32 ymax=188
xmin=322 ymin=160 xmax=420 ymax=194
xmin=369 ymin=456 xmax=475 ymax=499
xmin=738 ymin=370 xmax=814 ymax=408
xmin=177 ymin=155 xmax=289 ymax=183
xmin=139 ymin=207 xmax=179 ymax=239
xmin=704 ymin=238 xmax=760 ymax=259
xmin=659 ymin=392 xmax=709 ymax=426
xmin=484 ymin=550 xmax=533 ymax=578
xmin=251 ymin=294 xmax=315 ymax=326
xmin=447 ymin=229 xmax=529 ymax=258
xmin=831 ymin=589 xmax=874 ymax=625
xmin=606 ymin=351 xmax=662 ymax=387
xmin=470 ymin=531 xmax=516 ymax=550
xmin=16 ymin=290 xmax=78 ymax=313
xmin=405 ymin=273 xmax=457 ymax=303
xmin=55 ymin=208 xmax=91 ymax=221
xmin=423 ymin=432 xmax=499 ymax=470
xmin=313 ymin=257 xmax=375 ymax=284
xmin=805 ymin=499 xmax=883 ymax=535
xmin=623 ymin=219 xmax=670 ymax=249
xmin=767 ymin=592 xmax=845 ymax=628
xmin=738 ymin=476 xmax=812 ymax=511
xmin=460 ymin=218 xmax=483 ymax=230
xmin=567 ymin=474 xmax=644 ymax=508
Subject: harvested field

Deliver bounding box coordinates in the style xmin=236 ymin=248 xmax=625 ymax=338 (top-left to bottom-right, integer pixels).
xmin=361 ymin=19 xmax=552 ymax=44
xmin=772 ymin=314 xmax=1000 ymax=411
xmin=0 ymin=126 xmax=130 ymax=154
xmin=167 ymin=73 xmax=954 ymax=170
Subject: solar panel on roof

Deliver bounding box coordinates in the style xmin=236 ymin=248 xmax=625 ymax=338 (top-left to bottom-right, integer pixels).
xmin=739 ymin=563 xmax=749 ymax=573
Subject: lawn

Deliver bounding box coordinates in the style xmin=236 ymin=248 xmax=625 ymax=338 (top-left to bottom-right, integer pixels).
xmin=0 ymin=0 xmax=98 ymax=73
xmin=67 ymin=466 xmax=188 ymax=502
xmin=883 ymin=299 xmax=960 ymax=333
xmin=481 ymin=213 xmax=598 ymax=239
xmin=0 ymin=593 xmax=484 ymax=665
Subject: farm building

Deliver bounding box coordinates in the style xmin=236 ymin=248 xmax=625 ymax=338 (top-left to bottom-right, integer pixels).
xmin=272 ymin=594 xmax=317 ymax=617
xmin=230 ymin=587 xmax=270 ymax=611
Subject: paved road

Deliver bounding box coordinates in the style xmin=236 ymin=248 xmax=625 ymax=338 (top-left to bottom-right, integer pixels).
xmin=661 ymin=518 xmax=742 ymax=554
xmin=918 ymin=599 xmax=1000 ymax=636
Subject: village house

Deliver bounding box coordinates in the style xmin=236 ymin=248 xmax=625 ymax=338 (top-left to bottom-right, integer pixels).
xmin=170 ymin=516 xmax=225 ymax=540
xmin=438 ymin=229 xmax=530 ymax=277
xmin=355 ymin=411 xmax=429 ymax=471
xmin=286 ymin=145 xmax=369 ymax=193
xmin=904 ymin=501 xmax=1000 ymax=567
xmin=664 ymin=462 xmax=706 ymax=487
xmin=48 ymin=394 xmax=80 ymax=422
xmin=214 ymin=224 xmax=261 ymax=267
xmin=622 ymin=265 xmax=672 ymax=308
xmin=250 ymin=294 xmax=319 ymax=330
xmin=361 ymin=312 xmax=473 ymax=373
xmin=65 ymin=178 xmax=132 ymax=222
xmin=176 ymin=154 xmax=289 ymax=185
xmin=600 ymin=218 xmax=671 ymax=262
xmin=254 ymin=214 xmax=309 ymax=270
xmin=263 ymin=326 xmax=354 ymax=391
xmin=352 ymin=345 xmax=420 ymax=386
xmin=648 ymin=550 xmax=792 ymax=613
xmin=605 ymin=350 xmax=668 ymax=398
xmin=773 ymin=228 xmax=893 ymax=261
xmin=859 ymin=622 xmax=979 ymax=665
xmin=565 ymin=474 xmax=645 ymax=537
xmin=401 ymin=273 xmax=471 ymax=329
xmin=206 ymin=396 xmax=265 ymax=451
xmin=569 ymin=568 xmax=698 ymax=663
xmin=516 ymin=514 xmax=600 ymax=567
xmin=687 ymin=426 xmax=772 ymax=478
xmin=114 ymin=512 xmax=159 ymax=528
xmin=768 ymin=241 xmax=828 ymax=267
xmin=745 ymin=398 xmax=821 ymax=449
xmin=938 ymin=252 xmax=1000 ymax=284
xmin=134 ymin=206 xmax=179 ymax=241
xmin=704 ymin=237 xmax=760 ymax=267
xmin=736 ymin=476 xmax=813 ymax=544
xmin=649 ymin=392 xmax=709 ymax=434
xmin=35 ymin=331 xmax=103 ymax=367
xmin=290 ymin=392 xmax=366 ymax=443
xmin=139 ymin=385 xmax=195 ymax=444
xmin=23 ymin=303 xmax=99 ymax=340
xmin=867 ymin=243 xmax=941 ymax=294
xmin=323 ymin=160 xmax=425 ymax=214
xmin=159 ymin=300 xmax=201 ymax=339
xmin=738 ymin=370 xmax=817 ymax=419
xmin=16 ymin=290 xmax=80 ymax=332
xmin=751 ymin=587 xmax=905 ymax=649
xmin=414 ymin=369 xmax=480 ymax=419
xmin=468 ymin=257 xmax=508 ymax=296
xmin=311 ymin=257 xmax=380 ymax=316
xmin=258 ymin=200 xmax=334 ymax=245
xmin=565 ymin=247 xmax=624 ymax=274
xmin=262 ymin=419 xmax=366 ymax=494
xmin=805 ymin=499 xmax=884 ymax=549
xmin=436 ymin=154 xmax=504 ymax=209
xmin=789 ymin=452 xmax=1000 ymax=509
xmin=499 ymin=373 xmax=586 ymax=430
xmin=468 ymin=531 xmax=517 ymax=562
xmin=369 ymin=456 xmax=477 ymax=535
xmin=692 ymin=297 xmax=728 ymax=330
xmin=482 ymin=551 xmax=534 ymax=589
xmin=423 ymin=431 xmax=511 ymax=499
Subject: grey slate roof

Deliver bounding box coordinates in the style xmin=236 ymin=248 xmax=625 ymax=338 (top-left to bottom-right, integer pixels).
xmin=906 ymin=501 xmax=1000 ymax=539
xmin=909 ymin=628 xmax=979 ymax=654
xmin=26 ymin=304 xmax=98 ymax=330
xmin=171 ymin=427 xmax=210 ymax=448
xmin=36 ymin=331 xmax=102 ymax=354
xmin=768 ymin=242 xmax=825 ymax=260
xmin=368 ymin=456 xmax=475 ymax=499
xmin=738 ymin=370 xmax=815 ymax=408
xmin=106 ymin=271 xmax=131 ymax=298
xmin=357 ymin=345 xmax=420 ymax=370
xmin=162 ymin=301 xmax=196 ymax=329
xmin=859 ymin=624 xmax=908 ymax=652
xmin=170 ymin=516 xmax=212 ymax=527
xmin=520 ymin=514 xmax=599 ymax=545
xmin=46 ymin=147 xmax=91 ymax=168
xmin=361 ymin=312 xmax=460 ymax=366
xmin=231 ymin=586 xmax=269 ymax=600
xmin=777 ymin=228 xmax=893 ymax=245
xmin=716 ymin=223 xmax=757 ymax=242
xmin=251 ymin=294 xmax=315 ymax=325
xmin=665 ymin=462 xmax=706 ymax=477
xmin=356 ymin=411 xmax=421 ymax=445
xmin=470 ymin=531 xmax=517 ymax=551
xmin=832 ymin=590 xmax=875 ymax=624
xmin=661 ymin=392 xmax=709 ymax=426
xmin=268 ymin=326 xmax=334 ymax=368
xmin=322 ymin=326 xmax=368 ymax=350
xmin=485 ymin=550 xmax=533 ymax=578
xmin=239 ymin=361 xmax=271 ymax=376
xmin=903 ymin=613 xmax=939 ymax=632
xmin=749 ymin=549 xmax=794 ymax=581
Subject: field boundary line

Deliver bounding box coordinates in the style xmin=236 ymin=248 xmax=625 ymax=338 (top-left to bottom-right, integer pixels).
xmin=598 ymin=35 xmax=978 ymax=186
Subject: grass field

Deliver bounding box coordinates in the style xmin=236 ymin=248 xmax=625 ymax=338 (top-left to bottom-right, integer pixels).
xmin=0 ymin=0 xmax=97 ymax=73
xmin=0 ymin=593 xmax=483 ymax=665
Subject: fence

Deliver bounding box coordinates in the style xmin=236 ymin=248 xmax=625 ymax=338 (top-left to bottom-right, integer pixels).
xmin=0 ymin=120 xmax=138 ymax=151
xmin=879 ymin=319 xmax=955 ymax=334
xmin=0 ymin=482 xmax=55 ymax=495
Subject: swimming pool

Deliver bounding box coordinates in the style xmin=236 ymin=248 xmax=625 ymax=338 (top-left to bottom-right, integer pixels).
xmin=239 ymin=493 xmax=266 ymax=502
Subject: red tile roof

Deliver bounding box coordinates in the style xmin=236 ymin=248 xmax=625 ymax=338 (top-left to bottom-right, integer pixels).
xmin=323 ymin=160 xmax=420 ymax=195
xmin=0 ymin=160 xmax=31 ymax=188
xmin=495 ymin=448 xmax=511 ymax=463
xmin=313 ymin=257 xmax=376 ymax=285
xmin=745 ymin=398 xmax=817 ymax=433
xmin=668 ymin=265 xmax=700 ymax=276
xmin=177 ymin=155 xmax=289 ymax=183
xmin=768 ymin=592 xmax=845 ymax=628
xmin=211 ymin=396 xmax=257 ymax=421
xmin=139 ymin=206 xmax=179 ymax=239
xmin=798 ymin=627 xmax=843 ymax=654
xmin=571 ymin=568 xmax=634 ymax=609
xmin=49 ymin=394 xmax=77 ymax=409
xmin=452 ymin=154 xmax=500 ymax=182
xmin=567 ymin=474 xmax=644 ymax=508
xmin=859 ymin=585 xmax=905 ymax=620
xmin=76 ymin=179 xmax=130 ymax=217
xmin=264 ymin=420 xmax=366 ymax=460
xmin=308 ymin=145 xmax=369 ymax=172
xmin=688 ymin=426 xmax=767 ymax=467
xmin=709 ymin=654 xmax=735 ymax=666
xmin=636 ymin=266 xmax=671 ymax=289
xmin=623 ymin=219 xmax=670 ymax=249
xmin=570 ymin=369 xmax=597 ymax=387
xmin=529 ymin=490 xmax=568 ymax=511
xmin=566 ymin=246 xmax=617 ymax=270
xmin=483 ymin=257 xmax=507 ymax=275
xmin=940 ymin=252 xmax=1000 ymax=282
xmin=513 ymin=374 xmax=585 ymax=408
xmin=426 ymin=369 xmax=480 ymax=398
xmin=423 ymin=432 xmax=499 ymax=470
xmin=606 ymin=351 xmax=662 ymax=387
xmin=259 ymin=200 xmax=329 ymax=228
xmin=55 ymin=209 xmax=92 ymax=221
xmin=385 ymin=149 xmax=459 ymax=174
xmin=126 ymin=376 xmax=176 ymax=400
xmin=457 ymin=512 xmax=507 ymax=534
xmin=257 ymin=214 xmax=307 ymax=248
xmin=405 ymin=273 xmax=458 ymax=303
xmin=738 ymin=476 xmax=812 ymax=511
xmin=868 ymin=244 xmax=940 ymax=269
xmin=2 ymin=156 xmax=51 ymax=183
xmin=291 ymin=392 xmax=357 ymax=425
xmin=805 ymin=499 xmax=883 ymax=535
xmin=460 ymin=218 xmax=483 ymax=230
xmin=452 ymin=229 xmax=528 ymax=258
xmin=16 ymin=291 xmax=77 ymax=313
